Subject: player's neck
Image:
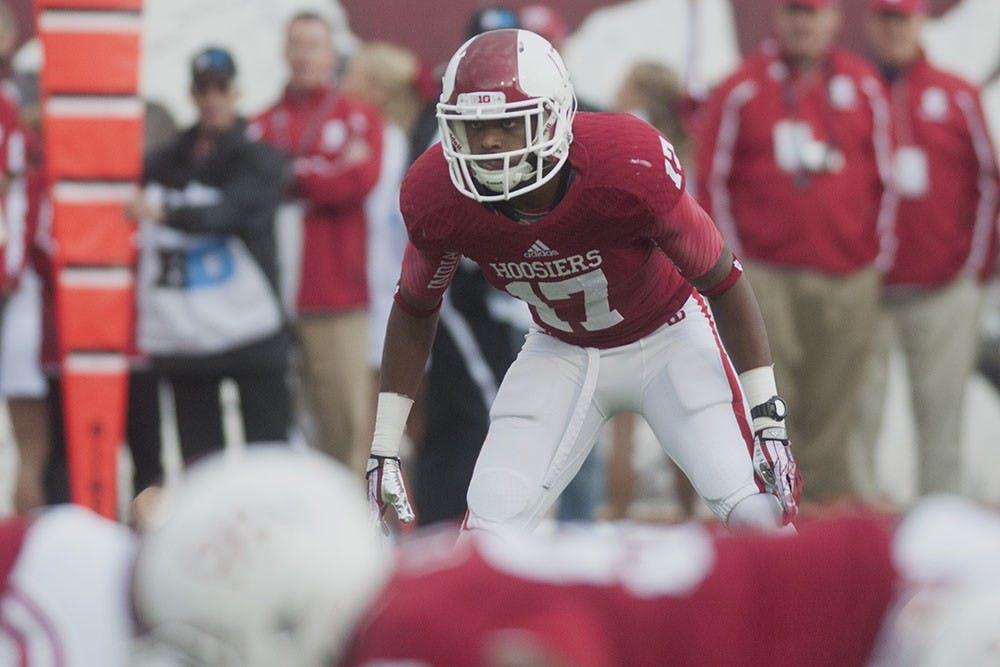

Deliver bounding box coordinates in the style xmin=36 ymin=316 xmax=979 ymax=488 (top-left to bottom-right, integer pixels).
xmin=505 ymin=167 xmax=571 ymax=223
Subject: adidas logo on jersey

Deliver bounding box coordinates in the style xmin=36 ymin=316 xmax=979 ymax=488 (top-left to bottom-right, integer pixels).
xmin=524 ymin=240 xmax=559 ymax=258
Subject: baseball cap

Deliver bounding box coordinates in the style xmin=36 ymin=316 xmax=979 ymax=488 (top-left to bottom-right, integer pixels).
xmin=869 ymin=0 xmax=927 ymax=15
xmin=466 ymin=7 xmax=519 ymax=38
xmin=519 ymin=4 xmax=568 ymax=46
xmin=190 ymin=46 xmax=237 ymax=88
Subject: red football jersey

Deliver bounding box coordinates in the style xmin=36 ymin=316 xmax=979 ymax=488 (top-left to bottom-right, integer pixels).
xmin=398 ymin=112 xmax=725 ymax=349
xmin=342 ymin=517 xmax=897 ymax=667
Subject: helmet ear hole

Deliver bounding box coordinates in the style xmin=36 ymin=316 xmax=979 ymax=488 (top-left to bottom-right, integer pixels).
xmin=436 ymin=29 xmax=576 ymax=202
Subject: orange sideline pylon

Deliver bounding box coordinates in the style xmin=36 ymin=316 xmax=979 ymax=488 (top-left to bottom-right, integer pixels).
xmin=60 ymin=355 xmax=129 ymax=518
xmin=38 ymin=1 xmax=142 ymax=518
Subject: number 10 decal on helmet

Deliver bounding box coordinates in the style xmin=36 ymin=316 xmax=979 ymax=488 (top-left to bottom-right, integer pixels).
xmin=437 ymin=29 xmax=578 ymax=202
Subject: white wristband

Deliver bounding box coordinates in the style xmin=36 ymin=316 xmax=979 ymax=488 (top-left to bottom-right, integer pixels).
xmin=738 ymin=365 xmax=778 ymax=409
xmin=371 ymin=392 xmax=414 ymax=458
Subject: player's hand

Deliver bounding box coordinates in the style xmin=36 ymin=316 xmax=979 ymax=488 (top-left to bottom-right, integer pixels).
xmin=748 ymin=395 xmax=801 ymax=525
xmin=752 ymin=425 xmax=802 ymax=525
xmin=366 ymin=455 xmax=415 ymax=530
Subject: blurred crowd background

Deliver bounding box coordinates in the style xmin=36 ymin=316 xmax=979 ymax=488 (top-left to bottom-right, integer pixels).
xmin=1 ymin=0 xmax=999 ymax=522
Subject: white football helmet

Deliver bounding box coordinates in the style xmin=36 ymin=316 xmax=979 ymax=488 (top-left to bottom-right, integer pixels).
xmin=437 ymin=28 xmax=577 ymax=202
xmin=131 ymin=447 xmax=389 ymax=667
xmin=869 ymin=496 xmax=1000 ymax=667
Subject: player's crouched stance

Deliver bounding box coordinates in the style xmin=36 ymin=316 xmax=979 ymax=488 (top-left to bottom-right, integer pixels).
xmin=367 ymin=28 xmax=801 ymax=533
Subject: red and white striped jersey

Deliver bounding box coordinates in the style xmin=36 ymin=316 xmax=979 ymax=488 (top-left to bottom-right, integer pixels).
xmin=398 ymin=112 xmax=724 ymax=349
xmin=0 ymin=506 xmax=136 ymax=667
xmin=696 ymin=41 xmax=893 ymax=275
xmin=878 ymin=52 xmax=1000 ymax=289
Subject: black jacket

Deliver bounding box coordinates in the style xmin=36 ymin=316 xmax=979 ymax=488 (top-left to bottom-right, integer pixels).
xmin=142 ymin=118 xmax=290 ymax=373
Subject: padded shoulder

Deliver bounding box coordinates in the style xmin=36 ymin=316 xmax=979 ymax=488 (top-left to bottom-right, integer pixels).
xmin=571 ymin=113 xmax=686 ymax=219
xmin=399 ymin=143 xmax=470 ymax=251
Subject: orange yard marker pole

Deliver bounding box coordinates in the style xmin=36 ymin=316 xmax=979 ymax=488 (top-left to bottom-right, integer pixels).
xmin=37 ymin=0 xmax=143 ymax=518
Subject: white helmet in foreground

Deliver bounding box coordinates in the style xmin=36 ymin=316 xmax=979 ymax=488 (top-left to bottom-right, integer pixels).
xmin=869 ymin=495 xmax=1000 ymax=667
xmin=132 ymin=447 xmax=389 ymax=667
xmin=437 ymin=28 xmax=577 ymax=202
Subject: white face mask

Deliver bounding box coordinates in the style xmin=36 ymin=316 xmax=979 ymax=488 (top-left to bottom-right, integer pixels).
xmin=438 ymin=96 xmax=575 ymax=202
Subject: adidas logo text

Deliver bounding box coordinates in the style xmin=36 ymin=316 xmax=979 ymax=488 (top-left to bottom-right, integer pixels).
xmin=524 ymin=240 xmax=559 ymax=258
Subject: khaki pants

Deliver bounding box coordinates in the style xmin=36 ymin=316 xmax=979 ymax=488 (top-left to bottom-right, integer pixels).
xmin=856 ymin=276 xmax=983 ymax=497
xmin=744 ymin=262 xmax=881 ymax=503
xmin=296 ymin=311 xmax=373 ymax=474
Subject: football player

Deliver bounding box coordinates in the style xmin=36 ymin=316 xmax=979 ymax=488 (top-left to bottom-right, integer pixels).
xmin=344 ymin=496 xmax=1000 ymax=666
xmin=367 ymin=29 xmax=801 ymax=533
xmin=2 ymin=448 xmax=998 ymax=666
xmin=0 ymin=447 xmax=387 ymax=666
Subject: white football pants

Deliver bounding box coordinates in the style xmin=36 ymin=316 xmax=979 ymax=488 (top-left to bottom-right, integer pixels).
xmin=465 ymin=292 xmax=769 ymax=532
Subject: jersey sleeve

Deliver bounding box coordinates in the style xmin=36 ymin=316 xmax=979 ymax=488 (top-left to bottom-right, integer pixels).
xmin=649 ymin=189 xmax=725 ymax=280
xmin=610 ymin=114 xmax=687 ymax=216
xmin=601 ymin=115 xmax=723 ymax=278
xmin=397 ymin=242 xmax=462 ymax=305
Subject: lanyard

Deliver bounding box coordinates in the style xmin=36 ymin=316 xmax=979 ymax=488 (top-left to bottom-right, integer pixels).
xmin=780 ymin=57 xmax=841 ymax=189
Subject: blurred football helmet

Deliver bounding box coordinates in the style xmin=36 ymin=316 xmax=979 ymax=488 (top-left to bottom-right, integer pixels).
xmin=437 ymin=28 xmax=577 ymax=202
xmin=868 ymin=495 xmax=1000 ymax=667
xmin=131 ymin=447 xmax=389 ymax=667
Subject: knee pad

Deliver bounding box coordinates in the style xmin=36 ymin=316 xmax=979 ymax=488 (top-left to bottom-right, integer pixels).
xmin=725 ymin=493 xmax=787 ymax=533
xmin=466 ymin=467 xmax=539 ymax=529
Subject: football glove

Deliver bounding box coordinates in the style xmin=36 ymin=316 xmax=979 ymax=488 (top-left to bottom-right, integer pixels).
xmin=752 ymin=426 xmax=802 ymax=525
xmin=749 ymin=396 xmax=802 ymax=525
xmin=366 ymin=455 xmax=415 ymax=530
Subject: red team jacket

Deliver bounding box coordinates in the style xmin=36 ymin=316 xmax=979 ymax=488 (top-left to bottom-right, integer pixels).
xmin=398 ymin=113 xmax=724 ymax=349
xmin=251 ymin=85 xmax=383 ymax=313
xmin=696 ymin=42 xmax=892 ymax=275
xmin=343 ymin=517 xmax=897 ymax=667
xmin=0 ymin=92 xmax=34 ymax=293
xmin=879 ymin=52 xmax=999 ymax=290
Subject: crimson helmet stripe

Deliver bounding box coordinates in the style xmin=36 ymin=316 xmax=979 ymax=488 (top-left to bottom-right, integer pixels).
xmin=448 ymin=29 xmax=532 ymax=105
